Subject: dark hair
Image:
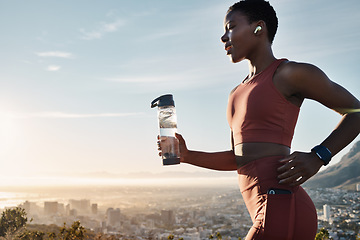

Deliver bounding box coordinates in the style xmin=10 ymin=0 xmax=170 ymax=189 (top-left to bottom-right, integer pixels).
xmin=228 ymin=0 xmax=278 ymax=44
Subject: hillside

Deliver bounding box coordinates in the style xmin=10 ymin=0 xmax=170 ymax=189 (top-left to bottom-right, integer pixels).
xmin=304 ymin=141 xmax=360 ymax=190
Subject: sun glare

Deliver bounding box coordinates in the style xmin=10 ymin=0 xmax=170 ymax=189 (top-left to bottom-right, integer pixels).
xmin=0 ymin=113 xmax=18 ymax=150
xmin=0 ymin=175 xmax=237 ymax=188
xmin=0 ymin=112 xmax=25 ymax=172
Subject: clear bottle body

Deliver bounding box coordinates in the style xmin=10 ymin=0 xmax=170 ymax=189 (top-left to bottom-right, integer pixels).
xmin=158 ymin=106 xmax=180 ymax=165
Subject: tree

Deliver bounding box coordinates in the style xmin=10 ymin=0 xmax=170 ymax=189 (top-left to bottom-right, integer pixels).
xmin=0 ymin=207 xmax=28 ymax=238
xmin=48 ymin=232 xmax=57 ymax=240
xmin=0 ymin=207 xmax=92 ymax=240
xmin=315 ymin=228 xmax=330 ymax=240
xmin=59 ymin=221 xmax=86 ymax=240
xmin=94 ymin=233 xmax=118 ymax=240
xmin=18 ymin=230 xmax=45 ymax=240
xmin=209 ymin=232 xmax=223 ymax=240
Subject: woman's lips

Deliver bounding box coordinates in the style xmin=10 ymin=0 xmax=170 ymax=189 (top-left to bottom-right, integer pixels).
xmin=225 ymin=45 xmax=232 ymax=55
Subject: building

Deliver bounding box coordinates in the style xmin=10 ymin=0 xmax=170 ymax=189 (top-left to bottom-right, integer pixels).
xmin=69 ymin=209 xmax=77 ymax=216
xmin=107 ymin=208 xmax=121 ymax=226
xmin=91 ymin=203 xmax=98 ymax=215
xmin=22 ymin=201 xmax=31 ymax=214
xmin=44 ymin=202 xmax=58 ymax=215
xmin=58 ymin=203 xmax=65 ymax=215
xmin=161 ymin=210 xmax=175 ymax=226
xmin=356 ymin=183 xmax=360 ymax=192
xmin=69 ymin=199 xmax=90 ymax=214
xmin=65 ymin=204 xmax=71 ymax=216
xmin=323 ymin=204 xmax=331 ymax=222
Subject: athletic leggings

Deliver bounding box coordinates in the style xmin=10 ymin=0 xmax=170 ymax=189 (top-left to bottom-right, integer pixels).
xmin=237 ymin=156 xmax=317 ymax=240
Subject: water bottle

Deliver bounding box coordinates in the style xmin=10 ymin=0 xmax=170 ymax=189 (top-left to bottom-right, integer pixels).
xmin=151 ymin=94 xmax=180 ymax=165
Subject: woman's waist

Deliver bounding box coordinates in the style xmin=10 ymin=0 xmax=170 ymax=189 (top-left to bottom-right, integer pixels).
xmin=234 ymin=142 xmax=290 ymax=168
xmin=232 ymin=130 xmax=294 ymax=148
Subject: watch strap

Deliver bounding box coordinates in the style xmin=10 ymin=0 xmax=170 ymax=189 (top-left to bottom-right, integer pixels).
xmin=311 ymin=145 xmax=332 ymax=166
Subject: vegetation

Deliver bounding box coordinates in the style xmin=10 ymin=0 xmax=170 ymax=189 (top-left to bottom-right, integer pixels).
xmin=315 ymin=228 xmax=330 ymax=240
xmin=0 ymin=207 xmax=93 ymax=240
xmin=0 ymin=207 xmax=28 ymax=239
xmin=58 ymin=221 xmax=87 ymax=239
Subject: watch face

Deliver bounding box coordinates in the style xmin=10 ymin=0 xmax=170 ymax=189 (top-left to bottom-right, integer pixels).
xmin=312 ymin=145 xmax=332 ymax=166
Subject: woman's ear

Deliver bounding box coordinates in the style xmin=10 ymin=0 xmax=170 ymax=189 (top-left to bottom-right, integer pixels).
xmin=253 ymin=20 xmax=266 ymax=35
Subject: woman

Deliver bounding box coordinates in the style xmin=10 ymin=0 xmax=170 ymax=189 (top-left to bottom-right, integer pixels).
xmin=157 ymin=1 xmax=360 ymax=239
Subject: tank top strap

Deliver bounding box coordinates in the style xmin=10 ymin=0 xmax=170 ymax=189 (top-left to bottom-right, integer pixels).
xmin=270 ymin=58 xmax=288 ymax=74
xmin=261 ymin=58 xmax=288 ymax=83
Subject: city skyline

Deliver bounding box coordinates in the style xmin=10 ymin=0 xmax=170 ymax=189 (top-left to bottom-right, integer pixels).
xmin=1 ymin=185 xmax=359 ymax=239
xmin=1 ymin=0 xmax=360 ymax=185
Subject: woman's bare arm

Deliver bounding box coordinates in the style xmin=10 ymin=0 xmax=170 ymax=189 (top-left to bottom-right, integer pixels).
xmin=277 ymin=62 xmax=360 ymax=186
xmin=158 ymin=133 xmax=237 ymax=171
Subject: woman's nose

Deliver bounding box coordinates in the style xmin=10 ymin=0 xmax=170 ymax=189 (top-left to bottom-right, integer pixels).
xmin=221 ymin=32 xmax=228 ymax=43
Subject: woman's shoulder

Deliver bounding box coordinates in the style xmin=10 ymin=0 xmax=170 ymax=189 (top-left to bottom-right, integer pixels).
xmin=275 ymin=59 xmax=328 ymax=91
xmin=275 ymin=58 xmax=336 ymax=101
xmin=277 ymin=59 xmax=323 ymax=79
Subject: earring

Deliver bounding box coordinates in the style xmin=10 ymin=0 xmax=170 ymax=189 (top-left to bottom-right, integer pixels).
xmin=254 ymin=26 xmax=262 ymax=34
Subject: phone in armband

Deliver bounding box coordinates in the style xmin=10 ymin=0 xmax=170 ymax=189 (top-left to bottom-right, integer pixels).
xmin=267 ymin=188 xmax=292 ymax=194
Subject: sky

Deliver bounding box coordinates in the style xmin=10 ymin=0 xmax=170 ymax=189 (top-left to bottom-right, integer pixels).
xmin=0 ymin=0 xmax=359 ymax=185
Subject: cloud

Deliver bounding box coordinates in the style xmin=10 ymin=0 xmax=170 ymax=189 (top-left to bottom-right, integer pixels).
xmin=36 ymin=51 xmax=74 ymax=58
xmin=1 ymin=112 xmax=143 ymax=119
xmin=79 ymin=29 xmax=102 ymax=40
xmin=103 ymin=20 xmax=124 ymax=32
xmin=80 ymin=19 xmax=125 ymax=40
xmin=102 ymin=69 xmax=232 ymax=92
xmin=105 ymin=75 xmax=180 ymax=83
xmin=47 ymin=65 xmax=61 ymax=71
xmin=138 ymin=31 xmax=181 ymax=42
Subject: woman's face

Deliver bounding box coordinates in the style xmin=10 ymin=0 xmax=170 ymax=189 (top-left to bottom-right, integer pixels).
xmin=221 ymin=11 xmax=257 ymax=63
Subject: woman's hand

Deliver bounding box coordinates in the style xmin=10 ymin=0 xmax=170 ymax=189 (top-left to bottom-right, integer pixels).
xmin=175 ymin=133 xmax=190 ymax=162
xmin=157 ymin=133 xmax=189 ymax=162
xmin=277 ymin=151 xmax=324 ymax=186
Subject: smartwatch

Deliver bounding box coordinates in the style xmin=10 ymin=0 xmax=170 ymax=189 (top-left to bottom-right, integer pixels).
xmin=311 ymin=145 xmax=332 ymax=166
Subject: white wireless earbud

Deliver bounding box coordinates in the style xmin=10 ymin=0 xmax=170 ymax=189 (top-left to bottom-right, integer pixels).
xmin=254 ymin=26 xmax=262 ymax=34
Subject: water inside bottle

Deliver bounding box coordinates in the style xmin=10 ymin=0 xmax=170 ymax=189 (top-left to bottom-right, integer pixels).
xmin=159 ymin=128 xmax=179 ymax=159
xmin=155 ymin=103 xmax=180 ymax=165
xmin=159 ymin=135 xmax=180 ymax=160
xmin=158 ymin=108 xmax=177 ymax=129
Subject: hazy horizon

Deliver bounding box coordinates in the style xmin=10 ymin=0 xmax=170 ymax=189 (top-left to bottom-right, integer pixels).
xmin=0 ymin=169 xmax=239 ymax=188
xmin=0 ymin=176 xmax=240 ymax=211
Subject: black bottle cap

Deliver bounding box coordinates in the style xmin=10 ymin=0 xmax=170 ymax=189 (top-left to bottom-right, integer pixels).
xmin=151 ymin=94 xmax=175 ymax=108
